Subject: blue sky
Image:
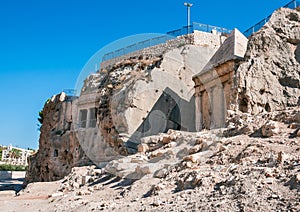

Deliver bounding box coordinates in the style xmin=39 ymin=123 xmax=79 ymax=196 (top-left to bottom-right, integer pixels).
xmin=0 ymin=0 xmax=291 ymax=149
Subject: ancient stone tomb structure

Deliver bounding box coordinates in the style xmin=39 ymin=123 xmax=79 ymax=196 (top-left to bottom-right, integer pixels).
xmin=192 ymin=29 xmax=248 ymax=130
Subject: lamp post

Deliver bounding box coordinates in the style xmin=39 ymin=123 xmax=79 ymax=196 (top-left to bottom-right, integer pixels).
xmin=184 ymin=2 xmax=193 ymax=34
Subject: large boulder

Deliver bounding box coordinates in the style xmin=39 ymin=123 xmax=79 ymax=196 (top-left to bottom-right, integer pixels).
xmin=236 ymin=8 xmax=300 ymax=114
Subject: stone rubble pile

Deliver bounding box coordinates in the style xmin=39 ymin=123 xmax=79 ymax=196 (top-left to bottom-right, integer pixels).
xmin=56 ymin=166 xmax=105 ymax=195
xmin=138 ymin=118 xmax=300 ymax=210
xmin=104 ymin=129 xmax=225 ymax=180
xmin=225 ymin=107 xmax=300 ymax=137
xmin=46 ymin=107 xmax=300 ymax=211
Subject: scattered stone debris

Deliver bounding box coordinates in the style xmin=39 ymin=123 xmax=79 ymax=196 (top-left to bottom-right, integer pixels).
xmin=10 ymin=106 xmax=298 ymax=211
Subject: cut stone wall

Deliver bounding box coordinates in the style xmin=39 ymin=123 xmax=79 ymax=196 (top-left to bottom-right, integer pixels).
xmin=193 ymin=30 xmax=226 ymax=49
xmin=26 ymin=7 xmax=300 ymax=184
xmin=100 ymin=35 xmax=192 ymax=69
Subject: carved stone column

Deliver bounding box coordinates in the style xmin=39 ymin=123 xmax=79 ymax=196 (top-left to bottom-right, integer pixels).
xmin=195 ymin=92 xmax=203 ymax=131
xmin=208 ymin=87 xmax=214 ymax=129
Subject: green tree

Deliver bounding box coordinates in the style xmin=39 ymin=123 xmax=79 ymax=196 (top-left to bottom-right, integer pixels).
xmin=38 ymin=110 xmax=43 ymax=124
xmin=10 ymin=148 xmax=22 ymax=159
xmin=37 ymin=98 xmax=50 ymax=131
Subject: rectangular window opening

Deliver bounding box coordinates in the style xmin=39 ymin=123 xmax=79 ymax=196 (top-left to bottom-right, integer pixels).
xmin=89 ymin=107 xmax=97 ymax=128
xmin=53 ymin=149 xmax=58 ymax=157
xmin=79 ymin=109 xmax=88 ymax=128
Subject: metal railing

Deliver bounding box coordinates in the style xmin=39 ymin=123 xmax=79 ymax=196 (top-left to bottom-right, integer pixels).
xmin=62 ymin=89 xmax=77 ymax=96
xmin=102 ymin=1 xmax=299 ymax=62
xmin=102 ymin=22 xmax=232 ymax=62
xmin=243 ymin=15 xmax=272 ymax=37
xmin=243 ymin=0 xmax=300 ymax=37
xmin=283 ymin=0 xmax=300 ymax=9
xmin=102 ymin=35 xmax=171 ymax=61
xmin=166 ymin=23 xmax=232 ymax=37
xmin=192 ymin=22 xmax=232 ymax=35
xmin=167 ymin=25 xmax=194 ymax=37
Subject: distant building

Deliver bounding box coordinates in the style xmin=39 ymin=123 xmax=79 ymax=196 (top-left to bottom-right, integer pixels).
xmin=0 ymin=145 xmax=34 ymax=166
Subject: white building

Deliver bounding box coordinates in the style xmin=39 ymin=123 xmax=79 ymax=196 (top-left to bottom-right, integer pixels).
xmin=1 ymin=145 xmax=34 ymax=166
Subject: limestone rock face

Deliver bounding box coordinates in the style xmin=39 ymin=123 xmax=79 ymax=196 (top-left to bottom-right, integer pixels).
xmin=82 ymin=43 xmax=220 ymax=154
xmin=25 ymin=94 xmax=90 ymax=183
xmin=236 ymin=8 xmax=300 ymax=114
xmin=26 ymin=33 xmax=223 ymax=182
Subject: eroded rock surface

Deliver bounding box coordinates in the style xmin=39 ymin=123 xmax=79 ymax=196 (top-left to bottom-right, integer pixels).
xmin=26 ymin=33 xmax=223 ymax=183
xmin=25 ymin=94 xmax=91 ymax=183
xmin=236 ymin=8 xmax=300 ymax=114
xmin=81 ymin=42 xmax=221 ymax=154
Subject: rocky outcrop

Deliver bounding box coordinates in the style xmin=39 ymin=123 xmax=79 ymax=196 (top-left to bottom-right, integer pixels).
xmin=26 ymin=32 xmax=224 ymax=183
xmin=236 ymin=8 xmax=300 ymax=114
xmin=25 ymin=94 xmax=91 ymax=183
xmin=80 ymin=37 xmax=223 ymax=155
xmin=225 ymin=105 xmax=300 ymax=137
